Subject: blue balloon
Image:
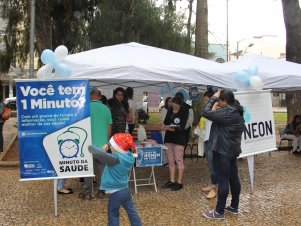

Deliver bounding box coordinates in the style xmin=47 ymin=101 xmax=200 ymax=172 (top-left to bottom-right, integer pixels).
xmin=248 ymin=65 xmax=258 ymax=77
xmin=55 ymin=63 xmax=71 ymax=77
xmin=41 ymin=49 xmax=55 ymax=65
xmin=234 ymin=71 xmax=249 ymax=82
xmin=245 ymin=79 xmax=251 ymax=87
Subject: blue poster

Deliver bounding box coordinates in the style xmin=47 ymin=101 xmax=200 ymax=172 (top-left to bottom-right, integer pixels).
xmin=16 ymin=79 xmax=93 ymax=180
xmin=136 ymin=146 xmax=162 ymax=167
xmin=189 ymin=86 xmax=199 ymax=100
xmin=189 ymin=87 xmax=200 ymax=100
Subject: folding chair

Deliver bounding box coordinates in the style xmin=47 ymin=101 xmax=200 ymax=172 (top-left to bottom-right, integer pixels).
xmin=278 ymin=128 xmax=293 ymax=151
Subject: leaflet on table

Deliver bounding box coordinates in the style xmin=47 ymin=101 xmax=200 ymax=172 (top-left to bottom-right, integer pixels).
xmin=16 ymin=79 xmax=93 ymax=181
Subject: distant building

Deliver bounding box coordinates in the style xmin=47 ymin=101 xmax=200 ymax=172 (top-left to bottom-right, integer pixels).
xmin=230 ymin=35 xmax=286 ymax=60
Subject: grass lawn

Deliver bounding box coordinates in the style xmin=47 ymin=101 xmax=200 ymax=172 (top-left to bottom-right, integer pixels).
xmin=148 ymin=112 xmax=161 ymax=125
xmin=273 ymin=112 xmax=287 ymax=125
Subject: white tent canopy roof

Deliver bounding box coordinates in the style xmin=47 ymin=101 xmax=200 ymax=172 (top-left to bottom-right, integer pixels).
xmin=222 ymin=55 xmax=301 ymax=92
xmin=64 ymin=43 xmax=301 ymax=92
xmin=64 ymin=42 xmax=230 ymax=90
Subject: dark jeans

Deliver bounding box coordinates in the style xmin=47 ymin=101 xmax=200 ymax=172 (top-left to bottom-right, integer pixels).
xmin=0 ymin=122 xmax=3 ymax=152
xmin=108 ymin=187 xmax=142 ymax=226
xmin=83 ymin=157 xmax=105 ymax=194
xmin=213 ymin=152 xmax=241 ymax=214
xmin=204 ymin=141 xmax=217 ymax=186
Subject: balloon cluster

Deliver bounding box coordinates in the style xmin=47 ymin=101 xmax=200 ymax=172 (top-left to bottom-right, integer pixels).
xmin=234 ymin=65 xmax=263 ymax=91
xmin=37 ymin=45 xmax=71 ymax=79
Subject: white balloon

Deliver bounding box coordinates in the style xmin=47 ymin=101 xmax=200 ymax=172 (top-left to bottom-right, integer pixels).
xmin=249 ymin=76 xmax=263 ymax=91
xmin=54 ymin=45 xmax=68 ymax=61
xmin=36 ymin=64 xmax=54 ymax=80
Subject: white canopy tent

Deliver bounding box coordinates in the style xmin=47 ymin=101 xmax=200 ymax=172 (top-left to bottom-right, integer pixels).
xmin=64 ymin=42 xmax=231 ymax=91
xmin=222 ymin=55 xmax=301 ymax=92
xmin=64 ymin=43 xmax=301 ymax=93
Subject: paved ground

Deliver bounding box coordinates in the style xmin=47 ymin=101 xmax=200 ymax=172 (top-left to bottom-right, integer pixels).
xmin=1 ymin=117 xmax=300 ymax=225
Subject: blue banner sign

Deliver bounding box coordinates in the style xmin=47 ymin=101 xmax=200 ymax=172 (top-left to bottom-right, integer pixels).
xmin=136 ymin=146 xmax=162 ymax=167
xmin=16 ymin=79 xmax=93 ymax=180
xmin=189 ymin=86 xmax=199 ymax=100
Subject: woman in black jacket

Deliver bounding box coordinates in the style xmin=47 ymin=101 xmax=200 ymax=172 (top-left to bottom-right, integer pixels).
xmin=202 ymin=89 xmax=245 ymax=220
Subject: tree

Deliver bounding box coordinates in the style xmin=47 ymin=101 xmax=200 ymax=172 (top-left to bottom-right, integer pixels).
xmin=281 ymin=0 xmax=301 ymax=121
xmin=193 ymin=0 xmax=208 ymax=122
xmin=195 ymin=0 xmax=208 ymax=58
xmin=88 ymin=0 xmax=190 ymax=53
xmin=185 ymin=0 xmax=195 ymax=54
xmin=0 ymin=0 xmax=191 ymax=73
xmin=0 ymin=0 xmax=101 ymax=71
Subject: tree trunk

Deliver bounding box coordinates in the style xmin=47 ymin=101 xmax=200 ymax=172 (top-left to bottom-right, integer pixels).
xmin=281 ymin=0 xmax=301 ymax=122
xmin=193 ymin=0 xmax=208 ymax=122
xmin=195 ymin=0 xmax=208 ymax=58
xmin=185 ymin=0 xmax=194 ymax=54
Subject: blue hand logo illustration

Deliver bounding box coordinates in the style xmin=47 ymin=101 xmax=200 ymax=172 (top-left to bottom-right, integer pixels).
xmin=243 ymin=106 xmax=251 ymax=122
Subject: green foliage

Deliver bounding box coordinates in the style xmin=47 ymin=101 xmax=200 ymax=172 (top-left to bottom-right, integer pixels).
xmin=0 ymin=0 xmax=192 ymax=72
xmin=88 ymin=0 xmax=191 ymax=53
xmin=0 ymin=0 xmax=101 ymax=70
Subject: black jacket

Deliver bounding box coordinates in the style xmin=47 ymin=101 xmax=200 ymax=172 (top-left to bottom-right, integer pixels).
xmin=202 ymin=96 xmax=245 ymax=157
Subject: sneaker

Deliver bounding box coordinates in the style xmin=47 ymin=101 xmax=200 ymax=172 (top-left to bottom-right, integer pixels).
xmin=201 ymin=185 xmax=212 ymax=192
xmin=225 ymin=206 xmax=238 ymax=215
xmin=78 ymin=192 xmax=93 ymax=200
xmin=170 ymin=183 xmax=183 ymax=191
xmin=203 ymin=210 xmax=225 ymax=220
xmin=161 ymin=181 xmax=176 ymax=189
xmin=206 ymin=188 xmax=217 ymax=199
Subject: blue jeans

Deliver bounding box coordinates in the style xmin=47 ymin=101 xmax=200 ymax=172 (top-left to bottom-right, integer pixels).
xmin=108 ymin=187 xmax=141 ymax=226
xmin=204 ymin=141 xmax=217 ymax=187
xmin=213 ymin=152 xmax=241 ymax=214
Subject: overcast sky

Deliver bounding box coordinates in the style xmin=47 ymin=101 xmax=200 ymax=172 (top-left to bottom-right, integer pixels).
xmin=172 ymin=0 xmax=300 ymax=51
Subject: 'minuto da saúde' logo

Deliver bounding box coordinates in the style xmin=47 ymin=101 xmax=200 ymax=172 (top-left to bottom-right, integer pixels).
xmin=242 ymin=106 xmax=273 ymax=140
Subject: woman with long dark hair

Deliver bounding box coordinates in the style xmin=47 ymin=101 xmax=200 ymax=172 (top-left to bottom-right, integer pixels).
xmin=107 ymin=87 xmax=132 ymax=135
xmin=161 ymin=96 xmax=188 ymax=191
xmin=202 ymin=89 xmax=245 ymax=220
